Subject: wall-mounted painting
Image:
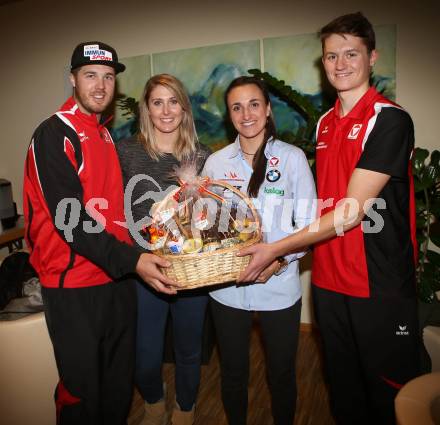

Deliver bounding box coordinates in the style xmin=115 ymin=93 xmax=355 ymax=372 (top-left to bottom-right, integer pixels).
xmin=110 ymin=41 xmax=260 ymax=149
xmin=112 ymin=54 xmax=151 ymax=141
xmin=262 ymin=25 xmax=396 ymax=138
xmin=110 ymin=25 xmax=396 ymax=151
xmin=152 ymin=40 xmax=260 ymax=150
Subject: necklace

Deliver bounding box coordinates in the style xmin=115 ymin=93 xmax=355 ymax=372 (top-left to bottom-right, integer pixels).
xmin=241 ymin=149 xmax=257 ymax=156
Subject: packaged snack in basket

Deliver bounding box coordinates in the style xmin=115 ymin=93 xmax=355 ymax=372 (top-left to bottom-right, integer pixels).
xmin=166 ymin=234 xmax=185 ymax=254
xmin=144 ymin=162 xmax=261 ymax=289
xmin=145 ymin=223 xmax=168 ymax=251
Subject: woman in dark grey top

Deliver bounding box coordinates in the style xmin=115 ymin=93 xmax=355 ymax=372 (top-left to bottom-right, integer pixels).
xmin=116 ymin=74 xmax=209 ymax=425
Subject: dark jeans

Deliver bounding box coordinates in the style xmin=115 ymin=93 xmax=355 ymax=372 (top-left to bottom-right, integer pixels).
xmin=42 ymin=279 xmax=137 ymax=425
xmin=312 ymin=285 xmax=422 ymax=425
xmin=136 ymin=281 xmax=208 ymax=411
xmin=210 ymin=298 xmax=302 ymax=425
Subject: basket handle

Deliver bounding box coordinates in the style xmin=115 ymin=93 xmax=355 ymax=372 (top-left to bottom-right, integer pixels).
xmin=151 ymin=178 xmax=262 ymax=242
xmin=209 ymin=180 xmax=261 ymax=241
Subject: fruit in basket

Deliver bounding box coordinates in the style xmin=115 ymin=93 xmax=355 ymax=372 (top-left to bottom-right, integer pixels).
xmin=182 ymin=238 xmax=203 ymax=254
xmin=238 ymin=231 xmax=253 ymax=242
xmin=232 ymin=217 xmax=254 ymax=231
xmin=147 ymin=224 xmax=167 ymax=249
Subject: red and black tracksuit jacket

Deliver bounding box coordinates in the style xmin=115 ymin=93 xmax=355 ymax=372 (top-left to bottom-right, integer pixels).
xmin=23 ymin=97 xmax=140 ymax=288
xmin=312 ymin=86 xmax=417 ymax=298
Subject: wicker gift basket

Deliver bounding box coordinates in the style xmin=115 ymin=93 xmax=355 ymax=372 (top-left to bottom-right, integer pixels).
xmin=147 ymin=176 xmax=261 ymax=290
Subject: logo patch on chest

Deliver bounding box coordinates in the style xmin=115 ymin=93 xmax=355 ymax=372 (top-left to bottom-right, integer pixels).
xmin=223 ymin=171 xmax=245 ymax=182
xmin=78 ymin=131 xmax=89 ymax=143
xmin=269 ymin=156 xmax=280 ymax=167
xmin=266 ymin=169 xmax=281 ymax=182
xmin=347 ymin=124 xmax=363 ymax=140
xmin=101 ymin=130 xmax=112 ymax=144
xmin=264 ymin=187 xmax=284 ymax=196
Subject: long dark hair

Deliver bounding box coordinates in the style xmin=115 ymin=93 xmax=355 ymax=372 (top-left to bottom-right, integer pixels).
xmin=225 ymin=76 xmax=277 ymax=198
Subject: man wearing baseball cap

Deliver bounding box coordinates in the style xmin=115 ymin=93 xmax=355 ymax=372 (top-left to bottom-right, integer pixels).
xmin=23 ymin=41 xmax=179 ymax=424
xmin=70 ymin=41 xmax=126 ymax=73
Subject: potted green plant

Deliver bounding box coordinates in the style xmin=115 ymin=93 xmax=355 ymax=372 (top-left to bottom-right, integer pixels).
xmin=247 ymin=69 xmax=319 ymax=165
xmin=412 ymin=148 xmax=440 ymax=325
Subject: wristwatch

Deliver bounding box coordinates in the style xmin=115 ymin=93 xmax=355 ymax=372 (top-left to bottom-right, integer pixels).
xmin=274 ymin=256 xmax=288 ymax=276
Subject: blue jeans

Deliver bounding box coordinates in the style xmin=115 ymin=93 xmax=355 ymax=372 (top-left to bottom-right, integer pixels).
xmin=135 ymin=281 xmax=208 ymax=411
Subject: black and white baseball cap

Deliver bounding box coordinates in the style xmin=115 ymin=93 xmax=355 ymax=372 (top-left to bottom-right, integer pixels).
xmin=70 ymin=41 xmax=126 ymax=73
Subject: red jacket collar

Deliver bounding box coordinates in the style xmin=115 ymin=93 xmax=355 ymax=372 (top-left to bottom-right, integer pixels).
xmin=333 ymin=86 xmax=379 ymax=120
xmin=60 ymin=97 xmax=113 ymax=129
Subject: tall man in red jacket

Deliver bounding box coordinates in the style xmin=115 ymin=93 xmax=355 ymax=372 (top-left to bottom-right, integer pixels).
xmin=23 ymin=41 xmax=178 ymax=425
xmin=238 ymin=13 xmax=421 ymax=424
